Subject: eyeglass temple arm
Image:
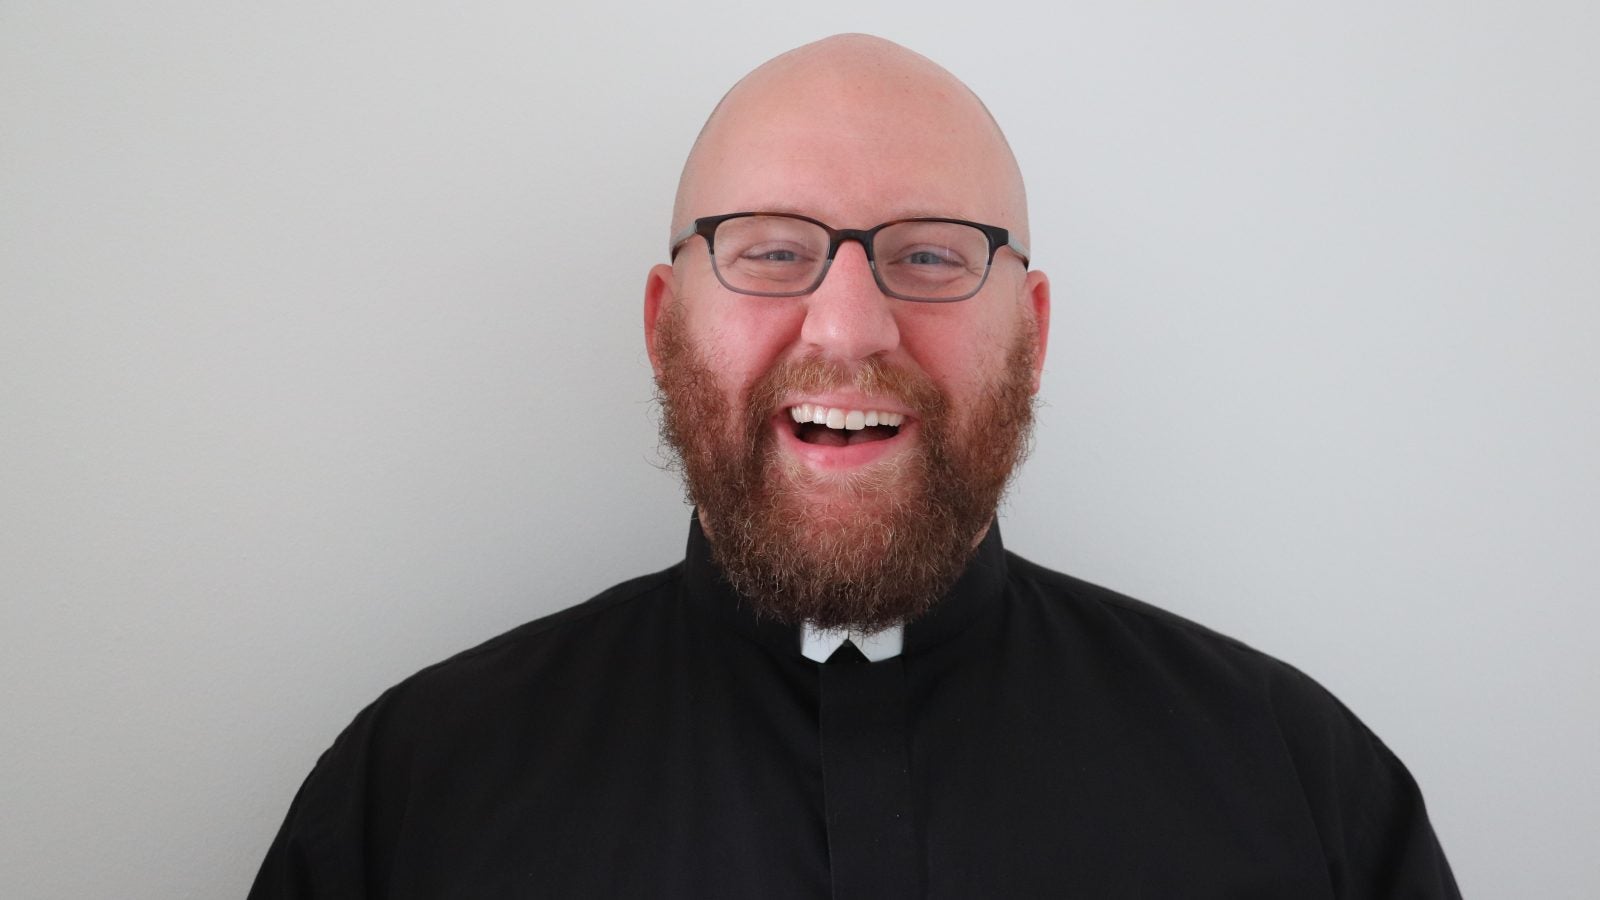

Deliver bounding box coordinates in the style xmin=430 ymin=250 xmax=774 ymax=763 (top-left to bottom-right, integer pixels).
xmin=668 ymin=224 xmax=698 ymax=257
xmin=1007 ymin=235 xmax=1031 ymax=268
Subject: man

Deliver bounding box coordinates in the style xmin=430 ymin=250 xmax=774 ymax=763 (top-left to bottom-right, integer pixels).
xmin=251 ymin=35 xmax=1460 ymax=898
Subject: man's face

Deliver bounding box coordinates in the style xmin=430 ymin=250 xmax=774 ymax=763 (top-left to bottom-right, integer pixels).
xmin=645 ymin=45 xmax=1049 ymax=629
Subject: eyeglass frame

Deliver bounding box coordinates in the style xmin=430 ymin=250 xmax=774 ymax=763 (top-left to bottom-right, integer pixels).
xmin=667 ymin=211 xmax=1031 ymax=303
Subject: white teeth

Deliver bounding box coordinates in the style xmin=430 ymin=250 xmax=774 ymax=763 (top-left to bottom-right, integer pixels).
xmin=786 ymin=405 xmax=907 ymax=431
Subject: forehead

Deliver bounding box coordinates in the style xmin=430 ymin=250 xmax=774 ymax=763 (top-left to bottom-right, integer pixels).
xmin=681 ymin=66 xmax=1020 ymax=230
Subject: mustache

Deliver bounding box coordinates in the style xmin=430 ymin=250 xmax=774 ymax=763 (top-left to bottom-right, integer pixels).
xmin=744 ymin=355 xmax=948 ymax=433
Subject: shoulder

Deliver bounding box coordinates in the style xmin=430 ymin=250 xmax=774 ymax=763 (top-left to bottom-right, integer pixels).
xmin=996 ymin=553 xmax=1458 ymax=895
xmin=1004 ymin=552 xmax=1307 ymax=684
xmin=307 ymin=564 xmax=683 ymax=767
xmin=1005 ymin=552 xmax=1425 ymax=806
xmin=1003 ymin=550 xmax=1399 ymax=758
xmin=1005 ymin=552 xmax=1251 ymax=646
xmin=410 ymin=565 xmax=679 ymax=682
xmin=387 ymin=563 xmax=683 ymax=714
xmin=251 ymin=566 xmax=691 ymax=894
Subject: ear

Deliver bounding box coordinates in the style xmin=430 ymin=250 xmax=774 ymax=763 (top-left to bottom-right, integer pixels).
xmin=643 ymin=262 xmax=677 ymax=378
xmin=1022 ymin=269 xmax=1051 ymax=394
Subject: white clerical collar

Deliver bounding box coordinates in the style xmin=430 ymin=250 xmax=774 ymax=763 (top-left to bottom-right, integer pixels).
xmin=799 ymin=622 xmax=905 ymax=663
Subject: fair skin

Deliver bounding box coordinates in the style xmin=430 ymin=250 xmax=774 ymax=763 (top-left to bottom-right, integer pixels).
xmin=644 ymin=36 xmax=1050 ymax=526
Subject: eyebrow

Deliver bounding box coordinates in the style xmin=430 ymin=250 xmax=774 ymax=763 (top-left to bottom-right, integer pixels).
xmin=670 ymin=206 xmax=978 ymax=255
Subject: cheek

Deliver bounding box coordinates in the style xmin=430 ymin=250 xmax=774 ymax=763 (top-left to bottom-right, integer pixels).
xmin=899 ymin=315 xmax=1007 ymax=393
xmin=688 ymin=304 xmax=806 ymax=389
xmin=902 ymin=305 xmax=1032 ymax=431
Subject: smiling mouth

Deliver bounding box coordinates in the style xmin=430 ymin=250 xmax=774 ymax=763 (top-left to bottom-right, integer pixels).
xmin=786 ymin=404 xmax=905 ymax=447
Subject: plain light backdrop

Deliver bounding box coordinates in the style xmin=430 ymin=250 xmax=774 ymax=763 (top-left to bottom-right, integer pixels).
xmin=3 ymin=2 xmax=1596 ymax=897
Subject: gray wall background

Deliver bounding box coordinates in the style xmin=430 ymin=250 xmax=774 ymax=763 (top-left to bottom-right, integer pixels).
xmin=3 ymin=2 xmax=1596 ymax=897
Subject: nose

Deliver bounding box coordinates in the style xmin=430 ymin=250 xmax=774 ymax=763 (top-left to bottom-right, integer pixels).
xmin=798 ymin=240 xmax=901 ymax=362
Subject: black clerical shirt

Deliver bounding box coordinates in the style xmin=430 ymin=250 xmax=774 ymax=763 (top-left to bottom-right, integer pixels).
xmin=250 ymin=521 xmax=1460 ymax=898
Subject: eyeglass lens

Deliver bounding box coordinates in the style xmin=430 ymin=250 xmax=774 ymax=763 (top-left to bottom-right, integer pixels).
xmin=710 ymin=215 xmax=992 ymax=301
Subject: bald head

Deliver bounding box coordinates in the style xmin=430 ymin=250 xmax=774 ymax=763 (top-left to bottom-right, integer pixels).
xmin=671 ymin=34 xmax=1030 ymax=250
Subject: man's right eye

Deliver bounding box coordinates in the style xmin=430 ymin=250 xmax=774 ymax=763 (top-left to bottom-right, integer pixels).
xmin=737 ymin=244 xmax=811 ymax=264
xmin=748 ymin=249 xmax=799 ymax=262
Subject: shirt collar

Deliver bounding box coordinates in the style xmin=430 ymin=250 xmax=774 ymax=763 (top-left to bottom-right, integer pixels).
xmin=799 ymin=623 xmax=905 ymax=663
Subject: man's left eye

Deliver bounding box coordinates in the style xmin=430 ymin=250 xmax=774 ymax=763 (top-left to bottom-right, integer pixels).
xmin=902 ymin=249 xmax=961 ymax=266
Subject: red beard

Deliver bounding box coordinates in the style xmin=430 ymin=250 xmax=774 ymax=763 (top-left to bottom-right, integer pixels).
xmin=654 ymin=307 xmax=1036 ymax=630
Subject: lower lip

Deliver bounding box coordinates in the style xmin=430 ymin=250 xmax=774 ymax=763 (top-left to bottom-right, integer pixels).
xmin=772 ymin=414 xmax=913 ymax=471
